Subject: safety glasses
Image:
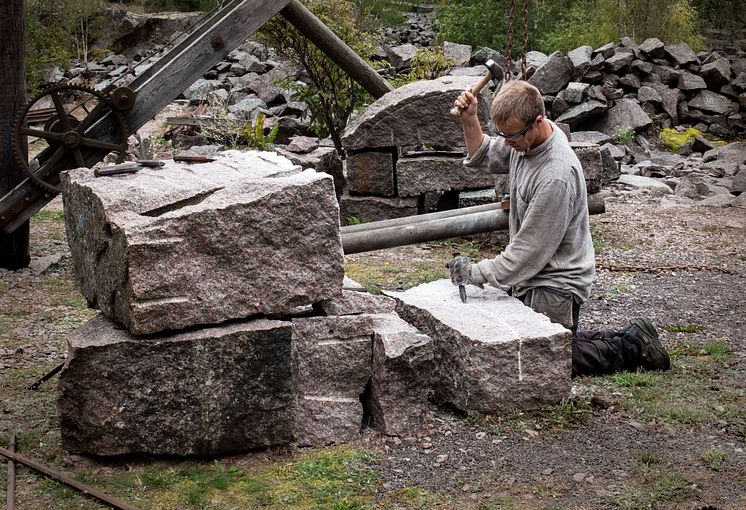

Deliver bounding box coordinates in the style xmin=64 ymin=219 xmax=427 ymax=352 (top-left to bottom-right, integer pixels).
xmin=495 ymin=116 xmax=537 ymax=141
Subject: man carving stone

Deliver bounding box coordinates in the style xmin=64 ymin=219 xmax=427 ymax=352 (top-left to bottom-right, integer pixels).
xmin=450 ymin=80 xmax=669 ymax=376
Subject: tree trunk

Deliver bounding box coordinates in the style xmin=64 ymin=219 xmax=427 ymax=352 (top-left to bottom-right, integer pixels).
xmin=0 ymin=0 xmax=30 ymax=270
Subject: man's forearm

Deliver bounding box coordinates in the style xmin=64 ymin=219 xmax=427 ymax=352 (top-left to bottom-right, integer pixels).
xmin=461 ymin=114 xmax=484 ymax=158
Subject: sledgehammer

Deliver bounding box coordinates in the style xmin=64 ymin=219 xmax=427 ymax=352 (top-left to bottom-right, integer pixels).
xmin=449 ymin=59 xmax=505 ymax=117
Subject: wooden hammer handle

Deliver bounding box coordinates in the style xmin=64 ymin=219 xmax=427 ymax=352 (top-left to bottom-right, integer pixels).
xmin=450 ymin=72 xmax=494 ymax=117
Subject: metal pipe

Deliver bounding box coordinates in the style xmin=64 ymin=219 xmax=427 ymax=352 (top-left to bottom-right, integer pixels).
xmin=342 ymin=209 xmax=508 ymax=254
xmin=343 ymin=202 xmax=503 ymax=234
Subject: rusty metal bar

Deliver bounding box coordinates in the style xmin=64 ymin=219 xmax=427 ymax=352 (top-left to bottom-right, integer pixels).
xmin=0 ymin=447 xmax=139 ymax=510
xmin=27 ymin=361 xmax=65 ymax=390
xmin=6 ymin=433 xmax=15 ymax=510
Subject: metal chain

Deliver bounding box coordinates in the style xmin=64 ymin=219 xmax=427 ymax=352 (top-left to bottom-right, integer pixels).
xmin=520 ymin=0 xmax=529 ymax=80
xmin=506 ymin=0 xmax=516 ymax=79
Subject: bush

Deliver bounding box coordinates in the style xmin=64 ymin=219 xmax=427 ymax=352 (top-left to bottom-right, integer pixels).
xmin=435 ymin=0 xmax=705 ymax=56
xmin=258 ymin=0 xmax=377 ymax=152
xmin=25 ymin=0 xmax=107 ymax=90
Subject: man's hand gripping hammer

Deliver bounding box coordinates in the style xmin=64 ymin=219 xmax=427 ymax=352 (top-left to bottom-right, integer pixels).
xmin=449 ymin=59 xmax=505 ymax=118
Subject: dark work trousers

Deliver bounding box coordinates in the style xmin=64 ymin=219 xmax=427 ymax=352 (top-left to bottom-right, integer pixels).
xmin=518 ymin=287 xmax=641 ymax=377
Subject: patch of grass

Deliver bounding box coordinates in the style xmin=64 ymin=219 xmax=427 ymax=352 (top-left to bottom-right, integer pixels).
xmin=701 ymin=447 xmax=726 ymax=471
xmin=34 ymin=210 xmax=65 ymax=222
xmin=380 ymin=486 xmax=457 ymax=508
xmin=662 ymin=324 xmax=705 ymax=333
xmin=611 ymin=370 xmax=658 ymax=388
xmin=654 ymin=473 xmax=698 ymax=502
xmin=605 ymin=486 xmax=655 ymax=510
xmin=633 ymin=450 xmax=663 ymax=467
xmin=345 ymin=260 xmax=447 ymax=293
xmin=604 ymin=281 xmax=633 ymax=299
xmin=670 ymin=340 xmax=731 ymax=362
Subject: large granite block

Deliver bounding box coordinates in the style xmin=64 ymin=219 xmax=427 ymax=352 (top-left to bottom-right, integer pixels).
xmin=291 ymin=315 xmax=375 ymax=445
xmin=396 ymin=155 xmax=497 ymax=196
xmin=346 ymin=149 xmax=396 ymax=196
xmin=370 ymin=313 xmax=434 ymax=435
xmin=385 ymin=280 xmax=571 ymax=413
xmin=61 ymin=150 xmax=344 ymax=335
xmin=341 ymin=76 xmax=491 ymax=150
xmin=58 ymin=314 xmax=294 ymax=456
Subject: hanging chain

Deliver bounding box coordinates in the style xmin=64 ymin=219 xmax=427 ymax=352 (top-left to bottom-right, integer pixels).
xmin=505 ymin=0 xmax=516 ymax=79
xmin=520 ymin=0 xmax=529 ymax=80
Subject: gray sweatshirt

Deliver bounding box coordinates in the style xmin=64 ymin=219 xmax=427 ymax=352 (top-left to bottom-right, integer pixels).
xmin=463 ymin=121 xmax=595 ymax=303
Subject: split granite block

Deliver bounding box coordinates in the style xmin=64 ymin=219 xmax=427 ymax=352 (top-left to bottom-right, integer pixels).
xmin=369 ymin=313 xmax=435 ymax=436
xmin=58 ymin=314 xmax=295 ymax=456
xmin=385 ymin=279 xmax=571 ymax=413
xmin=291 ymin=315 xmax=375 ymax=446
xmin=61 ymin=150 xmax=344 ymax=335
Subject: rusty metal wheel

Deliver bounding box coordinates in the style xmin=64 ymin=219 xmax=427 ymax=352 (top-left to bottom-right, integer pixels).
xmin=13 ymin=84 xmax=128 ymax=193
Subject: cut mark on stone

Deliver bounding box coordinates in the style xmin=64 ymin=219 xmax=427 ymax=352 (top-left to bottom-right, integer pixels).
xmin=134 ymin=237 xmax=185 ymax=245
xmin=317 ymin=338 xmax=371 ymax=347
xmin=303 ymin=395 xmax=359 ymax=403
xmin=141 ymin=187 xmax=224 ymax=217
xmin=135 ymin=296 xmax=190 ymax=307
xmin=518 ymin=339 xmax=523 ymax=381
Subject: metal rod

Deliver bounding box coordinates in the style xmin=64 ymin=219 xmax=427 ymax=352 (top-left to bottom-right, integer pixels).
xmin=343 ymin=202 xmax=504 ymax=234
xmin=27 ymin=361 xmax=65 ymax=390
xmin=280 ymin=0 xmax=393 ymax=98
xmin=0 ymin=447 xmax=140 ymax=510
xmin=342 ymin=209 xmax=509 ymax=254
xmin=7 ymin=433 xmax=15 ymax=510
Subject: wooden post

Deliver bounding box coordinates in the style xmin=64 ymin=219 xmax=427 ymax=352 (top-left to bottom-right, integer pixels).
xmin=0 ymin=0 xmax=30 ymax=269
xmin=280 ymin=0 xmax=393 ymax=99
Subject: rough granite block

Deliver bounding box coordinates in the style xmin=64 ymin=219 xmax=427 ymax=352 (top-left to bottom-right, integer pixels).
xmin=370 ymin=313 xmax=434 ymax=435
xmin=571 ymin=141 xmax=603 ymax=193
xmin=61 ymin=150 xmax=344 ymax=335
xmin=396 ymin=155 xmax=496 ymax=196
xmin=384 ymin=280 xmax=571 ymax=413
xmin=58 ymin=314 xmax=294 ymax=456
xmin=341 ymin=76 xmax=491 ymax=150
xmin=291 ymin=315 xmax=376 ymax=445
xmin=295 ymin=396 xmax=363 ymax=446
xmin=292 ymin=316 xmax=373 ymax=396
xmin=346 ymin=149 xmax=396 ymax=196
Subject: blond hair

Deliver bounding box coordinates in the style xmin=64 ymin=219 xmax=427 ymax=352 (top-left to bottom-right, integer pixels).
xmin=489 ymin=80 xmax=545 ymax=125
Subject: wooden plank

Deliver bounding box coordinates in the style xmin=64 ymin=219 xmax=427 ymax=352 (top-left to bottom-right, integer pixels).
xmin=124 ymin=0 xmax=289 ymax=133
xmin=280 ymin=0 xmax=393 ymax=99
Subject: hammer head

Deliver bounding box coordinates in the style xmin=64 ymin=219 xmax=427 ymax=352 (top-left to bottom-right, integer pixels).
xmin=483 ymin=59 xmax=504 ymax=83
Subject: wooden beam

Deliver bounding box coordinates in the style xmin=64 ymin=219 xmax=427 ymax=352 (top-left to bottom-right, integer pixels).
xmin=0 ymin=0 xmax=29 ymax=264
xmin=280 ymin=0 xmax=393 ymax=99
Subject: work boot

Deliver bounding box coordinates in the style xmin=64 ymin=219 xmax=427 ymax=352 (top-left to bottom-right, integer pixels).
xmin=618 ymin=318 xmax=670 ymax=371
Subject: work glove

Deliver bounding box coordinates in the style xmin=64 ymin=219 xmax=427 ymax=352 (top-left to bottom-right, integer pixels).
xmin=446 ymin=255 xmax=484 ymax=288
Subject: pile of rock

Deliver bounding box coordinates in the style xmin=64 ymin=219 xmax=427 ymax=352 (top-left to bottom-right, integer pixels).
xmin=56 ymin=151 xmax=572 ymax=456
